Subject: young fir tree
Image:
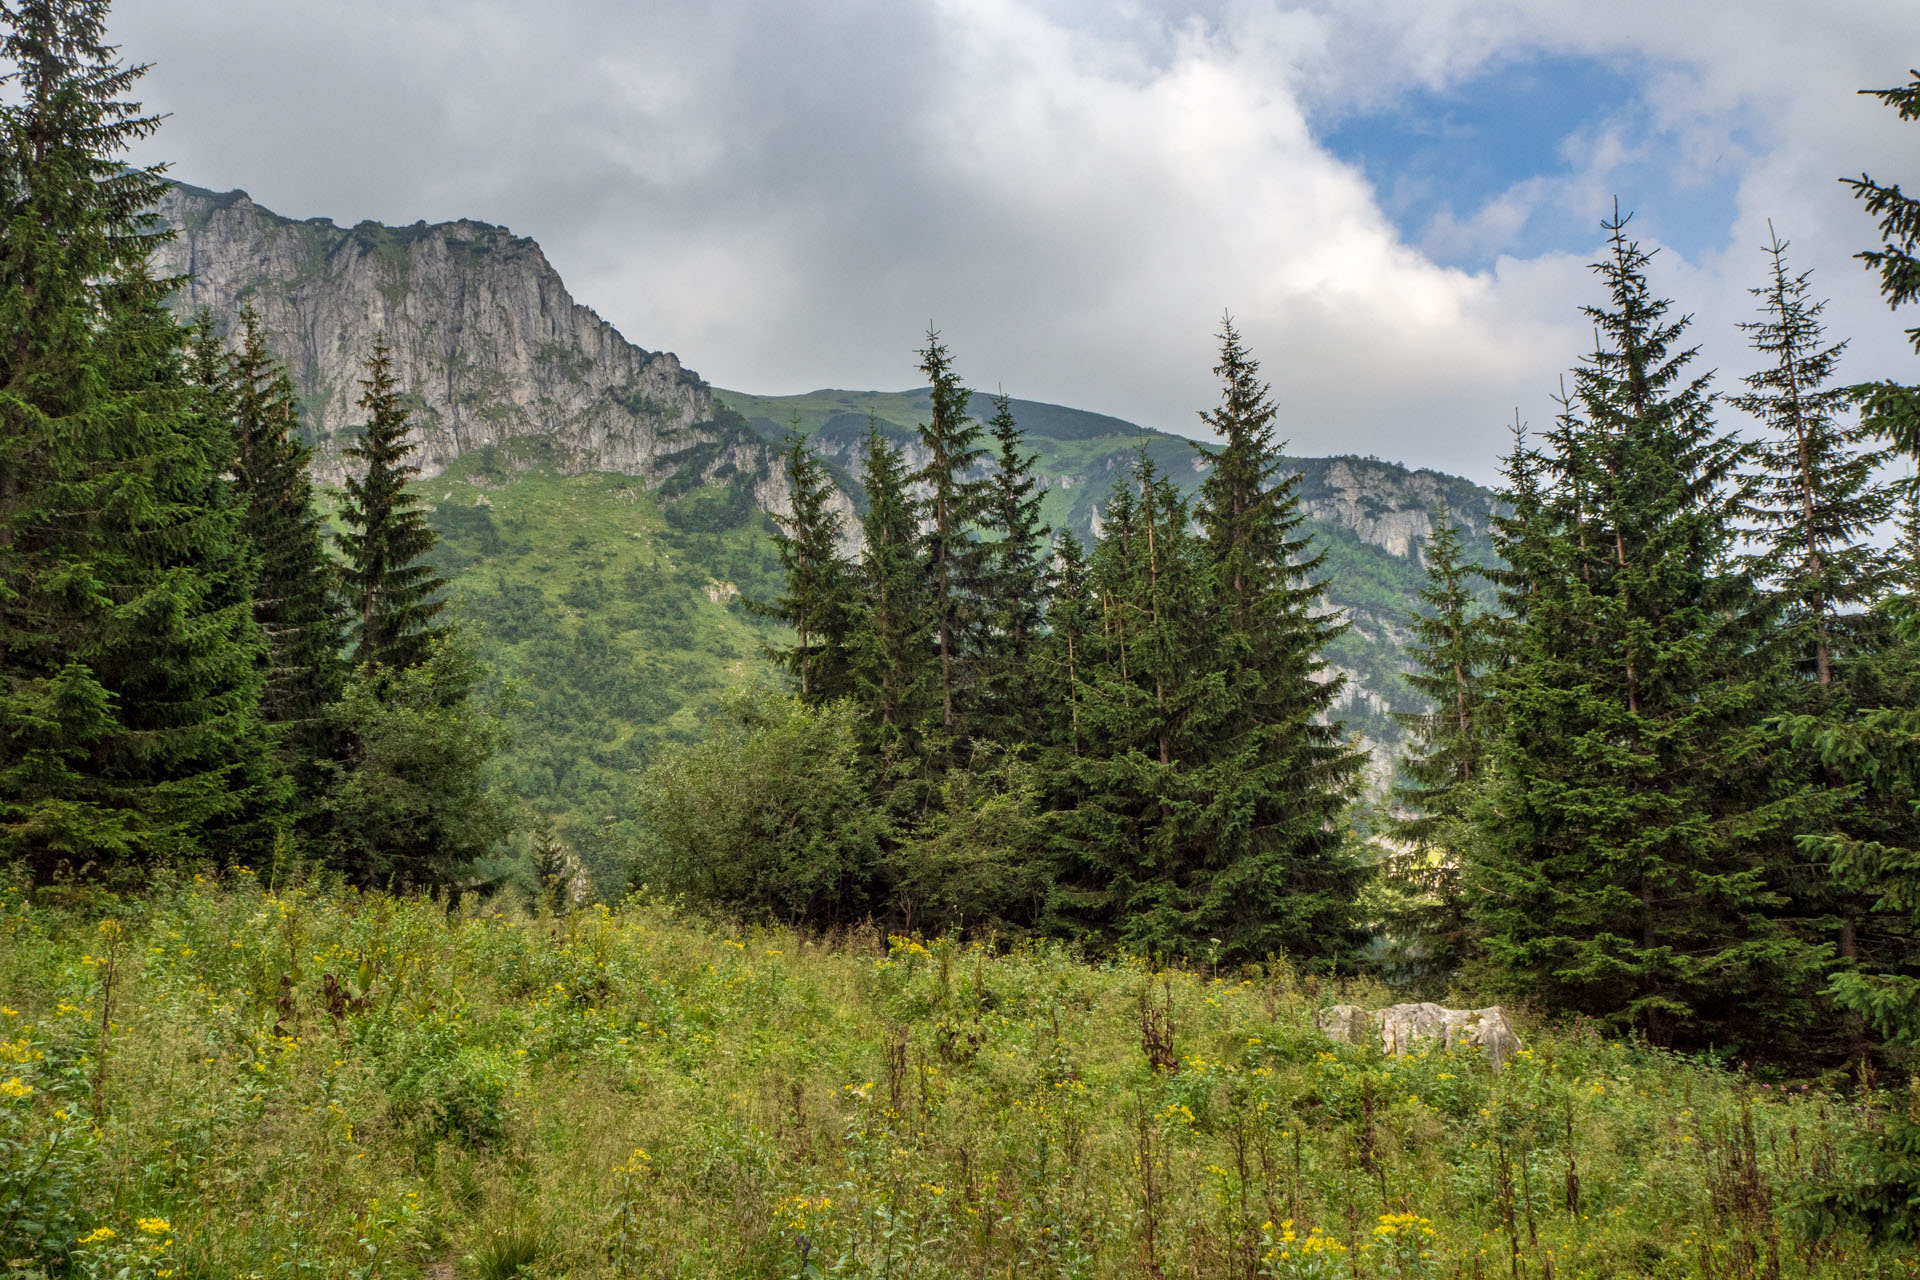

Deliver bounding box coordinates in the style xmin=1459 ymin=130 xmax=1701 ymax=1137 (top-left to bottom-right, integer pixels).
xmin=1047 ymin=459 xmax=1187 ymax=946
xmin=218 ymin=308 xmax=346 ymax=738
xmin=1385 ymin=505 xmax=1495 ymax=981
xmin=760 ymin=426 xmax=854 ymax=702
xmin=1186 ymin=320 xmax=1367 ymax=965
xmin=845 ymin=421 xmax=933 ymax=764
xmin=1734 ymin=230 xmax=1894 ymax=688
xmin=1731 ymin=232 xmax=1902 ymax=1059
xmin=339 ymin=339 xmax=445 ymax=676
xmin=977 ymin=393 xmax=1051 ymax=744
xmin=1845 ymin=70 xmax=1920 ymax=457
xmin=0 ymin=0 xmax=274 ymax=875
xmin=913 ymin=330 xmax=988 ymax=740
xmin=1035 ymin=530 xmax=1093 ymax=760
xmin=1468 ymin=212 xmax=1827 ymax=1051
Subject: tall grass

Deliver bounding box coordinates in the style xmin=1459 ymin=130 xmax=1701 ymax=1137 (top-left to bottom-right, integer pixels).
xmin=0 ymin=869 xmax=1911 ymax=1278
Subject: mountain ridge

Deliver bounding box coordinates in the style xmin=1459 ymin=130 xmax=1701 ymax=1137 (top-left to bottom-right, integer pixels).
xmin=152 ymin=181 xmax=1502 ymax=777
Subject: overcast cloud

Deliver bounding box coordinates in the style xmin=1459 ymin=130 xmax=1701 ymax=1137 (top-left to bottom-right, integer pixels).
xmin=110 ymin=1 xmax=1920 ymax=481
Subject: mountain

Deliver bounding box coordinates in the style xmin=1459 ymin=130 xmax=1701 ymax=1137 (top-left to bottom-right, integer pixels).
xmin=152 ymin=182 xmax=782 ymax=504
xmin=152 ymin=183 xmax=1500 ymax=845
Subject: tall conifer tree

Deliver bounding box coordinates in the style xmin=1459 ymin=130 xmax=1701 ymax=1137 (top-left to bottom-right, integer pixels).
xmin=1386 ymin=506 xmax=1495 ymax=979
xmin=761 ymin=426 xmax=854 ymax=701
xmin=846 ymin=422 xmax=932 ymax=763
xmin=1050 ymin=327 xmax=1368 ymax=966
xmin=0 ymin=0 xmax=273 ymax=873
xmin=1735 ymin=231 xmax=1893 ymax=687
xmin=1468 ymin=212 xmax=1826 ymax=1050
xmin=339 ymin=339 xmax=444 ymax=676
xmin=1036 ymin=531 xmax=1092 ymax=760
xmin=1187 ymin=321 xmax=1367 ymax=964
xmin=218 ymin=308 xmax=345 ymax=734
xmin=913 ymin=330 xmax=987 ymax=739
xmin=977 ymin=393 xmax=1050 ymax=743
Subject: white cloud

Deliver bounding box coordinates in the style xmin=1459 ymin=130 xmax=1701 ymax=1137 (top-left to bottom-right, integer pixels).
xmin=107 ymin=0 xmax=1920 ymax=483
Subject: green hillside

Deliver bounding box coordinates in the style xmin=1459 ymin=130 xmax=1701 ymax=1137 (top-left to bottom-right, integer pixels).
xmin=377 ymin=391 xmax=1502 ymax=893
xmin=408 ymin=454 xmax=786 ymax=888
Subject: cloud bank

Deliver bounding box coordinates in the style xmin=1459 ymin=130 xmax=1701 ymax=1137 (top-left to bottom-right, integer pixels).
xmin=112 ymin=0 xmax=1920 ymax=480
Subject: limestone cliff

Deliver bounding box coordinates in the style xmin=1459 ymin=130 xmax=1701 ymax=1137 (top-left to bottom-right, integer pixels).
xmin=153 ymin=183 xmax=771 ymax=493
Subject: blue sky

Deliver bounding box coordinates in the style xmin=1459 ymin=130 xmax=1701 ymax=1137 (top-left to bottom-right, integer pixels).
xmin=1320 ymin=51 xmax=1750 ymax=268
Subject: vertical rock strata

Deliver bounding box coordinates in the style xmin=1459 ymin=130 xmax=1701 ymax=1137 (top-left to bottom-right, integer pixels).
xmin=152 ymin=183 xmax=768 ymax=490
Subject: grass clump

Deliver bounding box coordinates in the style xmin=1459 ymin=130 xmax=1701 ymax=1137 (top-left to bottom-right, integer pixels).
xmin=0 ymin=869 xmax=1912 ymax=1278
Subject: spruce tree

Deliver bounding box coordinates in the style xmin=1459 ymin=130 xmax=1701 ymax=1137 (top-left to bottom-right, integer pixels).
xmin=1734 ymin=230 xmax=1893 ymax=688
xmin=1050 ymin=324 xmax=1369 ymax=966
xmin=1186 ymin=320 xmax=1367 ymax=964
xmin=0 ymin=0 xmax=273 ymax=874
xmin=845 ymin=421 xmax=932 ymax=764
xmin=977 ymin=393 xmax=1051 ymax=744
xmin=760 ymin=425 xmax=854 ymax=701
xmin=1036 ymin=531 xmax=1092 ymax=760
xmin=1046 ymin=460 xmax=1176 ymax=945
xmin=1386 ymin=505 xmax=1495 ymax=981
xmin=913 ymin=330 xmax=988 ymax=739
xmin=339 ymin=339 xmax=445 ymax=676
xmin=1782 ymin=76 xmax=1920 ymax=1239
xmin=1845 ymin=70 xmax=1920 ymax=456
xmin=219 ymin=307 xmax=346 ymax=736
xmin=1468 ymin=212 xmax=1827 ymax=1050
xmin=1732 ymin=233 xmax=1901 ymax=1058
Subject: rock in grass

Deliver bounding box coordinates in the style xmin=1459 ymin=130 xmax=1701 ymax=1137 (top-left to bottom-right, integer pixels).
xmin=1316 ymin=1002 xmax=1523 ymax=1070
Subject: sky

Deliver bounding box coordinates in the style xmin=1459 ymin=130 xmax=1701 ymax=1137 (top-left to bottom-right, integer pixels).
xmin=111 ymin=0 xmax=1920 ymax=482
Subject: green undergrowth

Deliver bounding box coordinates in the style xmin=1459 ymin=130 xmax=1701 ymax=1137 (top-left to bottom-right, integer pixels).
xmin=1 ymin=874 xmax=1914 ymax=1279
xmin=408 ymin=460 xmax=786 ymax=886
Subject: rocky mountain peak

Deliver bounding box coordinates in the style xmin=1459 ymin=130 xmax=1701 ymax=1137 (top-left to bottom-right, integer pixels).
xmin=153 ymin=182 xmax=769 ymax=497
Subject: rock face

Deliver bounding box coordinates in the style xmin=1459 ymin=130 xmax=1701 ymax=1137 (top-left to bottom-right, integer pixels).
xmin=1300 ymin=458 xmax=1495 ymax=562
xmin=1317 ymin=1002 xmax=1523 ymax=1070
xmin=152 ymin=183 xmax=770 ymax=493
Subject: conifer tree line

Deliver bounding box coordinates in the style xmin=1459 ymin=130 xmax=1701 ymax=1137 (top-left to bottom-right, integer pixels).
xmin=733 ymin=325 xmax=1370 ymax=966
xmin=731 ymin=77 xmax=1920 ymax=1073
xmin=0 ymin=0 xmax=502 ymax=889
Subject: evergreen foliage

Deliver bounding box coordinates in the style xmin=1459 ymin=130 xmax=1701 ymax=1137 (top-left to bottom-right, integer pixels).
xmin=1733 ymin=230 xmax=1893 ymax=688
xmin=913 ymin=330 xmax=988 ymax=740
xmin=759 ymin=426 xmax=853 ymax=701
xmin=1035 ymin=530 xmax=1092 ymax=760
xmin=1468 ymin=212 xmax=1827 ymax=1051
xmin=1048 ymin=324 xmax=1367 ymax=966
xmin=1179 ymin=324 xmax=1368 ymax=963
xmin=977 ymin=393 xmax=1050 ymax=745
xmin=845 ymin=421 xmax=933 ymax=763
xmin=1732 ymin=233 xmax=1900 ymax=1062
xmin=180 ymin=306 xmax=347 ymax=854
xmin=339 ymin=339 xmax=445 ymax=676
xmin=0 ymin=0 xmax=273 ymax=874
xmin=317 ymin=633 xmax=510 ymax=889
xmin=1385 ymin=506 xmax=1495 ymax=981
xmin=1844 ymin=70 xmax=1920 ymax=456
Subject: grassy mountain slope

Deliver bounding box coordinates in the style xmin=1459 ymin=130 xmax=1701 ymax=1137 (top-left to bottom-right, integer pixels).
xmin=410 ymin=455 xmax=786 ymax=887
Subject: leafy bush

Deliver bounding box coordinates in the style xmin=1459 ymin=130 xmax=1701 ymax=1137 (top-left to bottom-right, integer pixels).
xmin=633 ymin=688 xmax=886 ymax=925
